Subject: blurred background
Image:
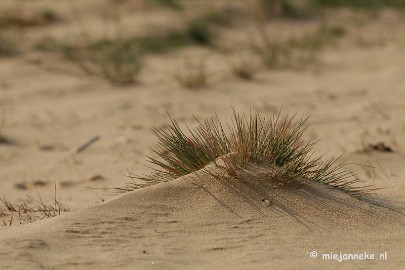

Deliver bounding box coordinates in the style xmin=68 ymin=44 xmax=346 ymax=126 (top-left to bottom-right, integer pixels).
xmin=1 ymin=0 xmax=405 ymax=222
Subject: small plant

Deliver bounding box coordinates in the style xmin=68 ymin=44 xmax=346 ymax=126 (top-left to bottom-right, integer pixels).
xmin=249 ymin=0 xmax=291 ymax=68
xmin=134 ymin=33 xmax=189 ymax=54
xmin=357 ymin=142 xmax=394 ymax=154
xmin=0 ymin=9 xmax=61 ymax=28
xmin=227 ymin=54 xmax=259 ymax=80
xmin=0 ymin=113 xmax=13 ymax=144
xmin=200 ymin=6 xmax=236 ymax=27
xmin=174 ymin=57 xmax=208 ymax=89
xmin=61 ymin=37 xmax=143 ymax=85
xmin=185 ymin=18 xmax=213 ymax=45
xmin=0 ymin=32 xmax=19 ymax=57
xmin=253 ymin=40 xmax=290 ymax=68
xmin=1 ymin=184 xmax=68 ymax=226
xmin=34 ymin=36 xmax=64 ymax=52
xmin=151 ymin=0 xmax=184 ymax=11
xmin=39 ymin=10 xmax=61 ymax=23
xmin=122 ymin=110 xmax=377 ymax=201
xmin=260 ymin=0 xmax=310 ymax=19
xmin=248 ymin=0 xmax=345 ymax=68
xmin=1 ymin=197 xmax=68 ymax=226
xmin=98 ymin=46 xmax=143 ymax=85
xmin=252 ymin=22 xmax=344 ymax=68
xmin=311 ymin=0 xmax=405 ymax=10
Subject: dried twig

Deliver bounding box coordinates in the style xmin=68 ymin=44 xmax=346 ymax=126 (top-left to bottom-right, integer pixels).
xmin=75 ymin=134 xmax=100 ymax=153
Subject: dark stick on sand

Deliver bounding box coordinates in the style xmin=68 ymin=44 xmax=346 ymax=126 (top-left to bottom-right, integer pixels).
xmin=75 ymin=135 xmax=100 ymax=153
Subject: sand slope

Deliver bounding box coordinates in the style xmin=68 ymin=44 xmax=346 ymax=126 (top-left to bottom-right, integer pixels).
xmin=1 ymin=164 xmax=403 ymax=270
xmin=1 ymin=1 xmax=405 ymax=269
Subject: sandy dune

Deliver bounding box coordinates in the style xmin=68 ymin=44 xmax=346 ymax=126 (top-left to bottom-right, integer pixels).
xmin=1 ymin=163 xmax=404 ymax=269
xmin=1 ymin=0 xmax=405 ymax=269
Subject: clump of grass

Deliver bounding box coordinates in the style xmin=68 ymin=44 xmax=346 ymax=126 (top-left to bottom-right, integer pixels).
xmin=60 ymin=38 xmax=143 ymax=85
xmin=253 ymin=22 xmax=345 ymax=68
xmin=1 ymin=183 xmax=68 ymax=226
xmin=227 ymin=54 xmax=259 ymax=80
xmin=0 ymin=32 xmax=19 ymax=57
xmin=311 ymin=0 xmax=405 ymax=10
xmin=0 ymin=9 xmax=61 ymax=28
xmin=122 ymin=110 xmax=376 ymax=200
xmin=151 ymin=0 xmax=184 ymax=11
xmin=96 ymin=16 xmax=214 ymax=53
xmin=34 ymin=35 xmax=144 ymax=84
xmin=34 ymin=36 xmax=62 ymax=52
xmin=39 ymin=10 xmax=61 ymax=23
xmin=174 ymin=58 xmax=208 ymax=89
xmin=93 ymin=45 xmax=142 ymax=85
xmin=200 ymin=6 xmax=237 ymax=27
xmin=185 ymin=18 xmax=213 ymax=45
xmin=138 ymin=8 xmax=229 ymax=50
xmin=260 ymin=0 xmax=311 ymax=19
xmin=248 ymin=0 xmax=345 ymax=68
xmin=253 ymin=40 xmax=289 ymax=68
xmin=1 ymin=197 xmax=68 ymax=226
xmin=131 ymin=21 xmax=213 ymax=54
xmin=134 ymin=33 xmax=189 ymax=54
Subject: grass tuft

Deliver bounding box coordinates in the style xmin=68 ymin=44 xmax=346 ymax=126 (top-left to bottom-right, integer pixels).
xmin=253 ymin=22 xmax=345 ymax=68
xmin=174 ymin=58 xmax=208 ymax=89
xmin=151 ymin=0 xmax=184 ymax=11
xmin=0 ymin=9 xmax=61 ymax=28
xmin=260 ymin=0 xmax=312 ymax=19
xmin=122 ymin=110 xmax=377 ymax=200
xmin=185 ymin=18 xmax=213 ymax=45
xmin=311 ymin=0 xmax=405 ymax=10
xmin=0 ymin=32 xmax=19 ymax=57
xmin=1 ymin=183 xmax=68 ymax=226
xmin=226 ymin=54 xmax=259 ymax=80
xmin=61 ymin=38 xmax=143 ymax=85
xmin=1 ymin=197 xmax=68 ymax=226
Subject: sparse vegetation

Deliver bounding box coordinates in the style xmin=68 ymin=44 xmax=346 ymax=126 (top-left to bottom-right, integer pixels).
xmin=33 ymin=9 xmax=221 ymax=84
xmin=67 ymin=43 xmax=142 ymax=85
xmin=134 ymin=33 xmax=191 ymax=54
xmin=174 ymin=57 xmax=208 ymax=89
xmin=260 ymin=0 xmax=312 ymax=19
xmin=0 ymin=9 xmax=60 ymax=57
xmin=311 ymin=0 xmax=405 ymax=10
xmin=121 ymin=110 xmax=376 ymax=200
xmin=1 ymin=196 xmax=68 ymax=226
xmin=0 ymin=32 xmax=19 ymax=57
xmin=137 ymin=7 xmax=233 ymax=51
xmin=185 ymin=18 xmax=213 ymax=46
xmin=252 ymin=22 xmax=345 ymax=68
xmin=358 ymin=141 xmax=394 ymax=154
xmin=34 ymin=36 xmax=62 ymax=52
xmin=1 ymin=183 xmax=68 ymax=226
xmin=258 ymin=0 xmax=405 ymax=15
xmin=227 ymin=54 xmax=259 ymax=80
xmin=37 ymin=36 xmax=144 ymax=85
xmin=151 ymin=0 xmax=184 ymax=11
xmin=28 ymin=0 xmax=391 ymax=87
xmin=0 ymin=9 xmax=61 ymax=28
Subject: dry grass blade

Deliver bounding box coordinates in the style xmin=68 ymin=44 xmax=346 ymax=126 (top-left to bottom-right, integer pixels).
xmin=1 ymin=196 xmax=69 ymax=226
xmin=123 ymin=109 xmax=378 ymax=200
xmin=1 ymin=184 xmax=69 ymax=226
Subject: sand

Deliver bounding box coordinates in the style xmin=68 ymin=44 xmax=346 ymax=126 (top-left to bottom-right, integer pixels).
xmin=1 ymin=0 xmax=405 ymax=269
xmin=0 ymin=164 xmax=404 ymax=269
